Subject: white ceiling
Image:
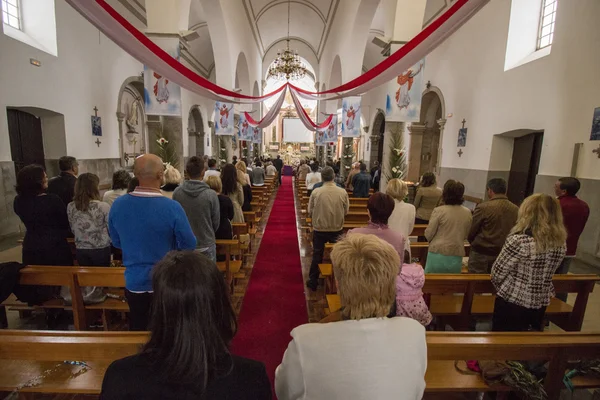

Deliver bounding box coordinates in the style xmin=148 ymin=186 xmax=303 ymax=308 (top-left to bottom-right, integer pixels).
xmin=243 ymin=0 xmax=340 ymax=61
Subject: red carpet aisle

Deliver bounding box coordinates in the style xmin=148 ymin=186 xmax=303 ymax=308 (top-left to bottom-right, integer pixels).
xmin=232 ymin=176 xmax=308 ymax=387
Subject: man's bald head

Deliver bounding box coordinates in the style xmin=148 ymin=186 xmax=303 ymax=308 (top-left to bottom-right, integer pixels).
xmin=134 ymin=154 xmax=164 ymax=189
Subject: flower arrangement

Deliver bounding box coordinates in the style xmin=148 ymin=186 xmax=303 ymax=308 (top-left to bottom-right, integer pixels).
xmin=341 ymin=138 xmax=354 ymax=178
xmin=219 ymin=137 xmax=228 ymax=166
xmin=385 ymin=126 xmax=406 ymax=181
xmin=153 ymin=128 xmax=179 ymax=169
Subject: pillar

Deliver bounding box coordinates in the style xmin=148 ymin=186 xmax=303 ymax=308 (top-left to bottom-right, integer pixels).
xmin=407 ymin=123 xmax=426 ymax=183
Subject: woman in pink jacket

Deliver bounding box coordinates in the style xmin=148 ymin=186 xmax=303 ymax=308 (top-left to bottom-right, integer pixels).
xmin=396 ymin=263 xmax=432 ymax=326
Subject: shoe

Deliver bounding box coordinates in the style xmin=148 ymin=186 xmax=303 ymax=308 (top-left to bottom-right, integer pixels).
xmin=306 ymin=280 xmax=318 ymax=292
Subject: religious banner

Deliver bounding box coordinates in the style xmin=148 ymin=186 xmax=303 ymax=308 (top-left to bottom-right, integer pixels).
xmin=315 ymin=115 xmax=338 ymax=146
xmin=341 ymin=97 xmax=361 ymax=137
xmin=252 ymin=127 xmax=262 ymax=144
xmin=144 ymin=43 xmax=181 ymax=116
xmin=237 ymin=113 xmax=253 ymax=141
xmin=385 ymin=59 xmax=425 ymax=122
xmin=214 ymin=102 xmax=234 ymax=135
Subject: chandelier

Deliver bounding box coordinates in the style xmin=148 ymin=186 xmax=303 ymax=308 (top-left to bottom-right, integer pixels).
xmin=266 ymin=0 xmax=308 ymax=81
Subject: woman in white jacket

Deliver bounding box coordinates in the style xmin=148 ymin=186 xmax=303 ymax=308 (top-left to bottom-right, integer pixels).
xmin=275 ymin=234 xmax=427 ymax=400
xmin=387 ymin=178 xmax=416 ymax=259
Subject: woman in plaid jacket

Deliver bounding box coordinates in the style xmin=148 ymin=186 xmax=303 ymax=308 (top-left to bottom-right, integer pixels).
xmin=491 ymin=193 xmax=567 ymax=332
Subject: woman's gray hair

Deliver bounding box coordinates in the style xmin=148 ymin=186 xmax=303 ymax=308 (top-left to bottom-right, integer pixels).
xmin=321 ymin=166 xmax=335 ymax=182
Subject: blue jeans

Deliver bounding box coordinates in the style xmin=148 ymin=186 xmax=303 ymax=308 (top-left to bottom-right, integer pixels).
xmin=197 ymin=244 xmax=217 ymax=263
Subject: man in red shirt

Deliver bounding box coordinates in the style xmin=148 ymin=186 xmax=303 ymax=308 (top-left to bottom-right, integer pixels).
xmin=554 ymin=177 xmax=590 ymax=300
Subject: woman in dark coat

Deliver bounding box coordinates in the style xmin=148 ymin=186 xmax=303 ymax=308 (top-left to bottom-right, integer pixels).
xmin=13 ymin=165 xmax=73 ymax=267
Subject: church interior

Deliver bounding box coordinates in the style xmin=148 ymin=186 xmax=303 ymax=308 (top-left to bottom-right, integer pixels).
xmin=1 ymin=0 xmax=600 ymax=398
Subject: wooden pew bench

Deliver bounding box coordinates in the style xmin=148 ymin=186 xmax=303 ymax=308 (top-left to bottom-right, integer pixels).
xmin=2 ymin=330 xmax=599 ymax=399
xmin=326 ymin=274 xmax=600 ymax=332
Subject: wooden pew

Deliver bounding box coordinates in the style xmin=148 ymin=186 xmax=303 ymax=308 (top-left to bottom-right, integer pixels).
xmin=326 ymin=274 xmax=600 ymax=332
xmin=2 ymin=330 xmax=600 ymax=399
xmin=3 ymin=266 xmax=87 ymax=330
xmin=216 ymin=239 xmax=243 ymax=293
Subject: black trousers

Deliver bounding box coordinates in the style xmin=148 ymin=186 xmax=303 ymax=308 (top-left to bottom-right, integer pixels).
xmin=415 ymin=217 xmax=429 ymax=242
xmin=76 ymin=247 xmax=111 ymax=266
xmin=492 ymin=296 xmax=546 ymax=332
xmin=125 ymin=290 xmax=153 ymax=331
xmin=277 ymin=169 xmax=282 ymax=185
xmin=308 ymin=230 xmax=343 ymax=284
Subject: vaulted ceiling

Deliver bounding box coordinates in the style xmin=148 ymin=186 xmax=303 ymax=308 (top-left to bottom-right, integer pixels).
xmin=242 ymin=0 xmax=340 ymax=61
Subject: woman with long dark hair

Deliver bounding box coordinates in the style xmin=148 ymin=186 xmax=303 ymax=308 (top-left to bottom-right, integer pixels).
xmin=67 ymin=173 xmax=111 ymax=266
xmin=221 ymin=164 xmax=244 ymax=223
xmin=101 ymin=251 xmax=271 ymax=399
xmin=14 ymin=164 xmax=72 ymax=267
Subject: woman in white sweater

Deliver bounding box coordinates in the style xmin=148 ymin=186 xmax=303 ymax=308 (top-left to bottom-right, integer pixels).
xmin=275 ymin=234 xmax=427 ymax=400
xmin=386 ymin=178 xmax=415 ymax=260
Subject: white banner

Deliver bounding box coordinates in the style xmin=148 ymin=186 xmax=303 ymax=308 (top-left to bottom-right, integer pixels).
xmin=341 ymin=97 xmax=361 ymax=137
xmin=214 ymin=102 xmax=234 ymax=135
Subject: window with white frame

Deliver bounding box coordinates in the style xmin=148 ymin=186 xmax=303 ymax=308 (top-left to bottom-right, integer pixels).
xmin=1 ymin=0 xmax=21 ymax=31
xmin=537 ymin=0 xmax=557 ymax=50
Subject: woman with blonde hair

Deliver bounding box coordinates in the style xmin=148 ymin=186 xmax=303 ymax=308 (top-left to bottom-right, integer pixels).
xmin=235 ymin=161 xmax=251 ymax=186
xmin=491 ymin=193 xmax=567 ymax=332
xmin=67 ymin=173 xmax=111 ymax=266
xmin=161 ymin=164 xmax=181 ymax=199
xmin=205 ymin=176 xmax=234 ymax=241
xmin=221 ymin=164 xmax=245 ymax=223
xmin=235 ymin=160 xmax=253 ymax=211
xmin=387 ymin=178 xmax=416 ymax=258
xmin=275 ymin=234 xmax=427 ymax=400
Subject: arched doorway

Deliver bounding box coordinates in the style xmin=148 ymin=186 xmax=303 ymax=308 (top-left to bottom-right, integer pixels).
xmin=116 ymin=76 xmax=146 ymax=168
xmin=370 ymin=110 xmax=385 ymax=169
xmin=187 ymin=106 xmax=205 ymax=157
xmin=407 ymin=87 xmax=446 ymax=182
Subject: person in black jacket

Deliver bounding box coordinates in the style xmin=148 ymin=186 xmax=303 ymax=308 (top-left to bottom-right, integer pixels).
xmin=47 ymin=156 xmax=78 ymax=205
xmin=13 ymin=165 xmax=73 ymax=267
xmin=100 ymin=251 xmax=271 ymax=400
xmin=273 ymin=155 xmax=284 ymax=185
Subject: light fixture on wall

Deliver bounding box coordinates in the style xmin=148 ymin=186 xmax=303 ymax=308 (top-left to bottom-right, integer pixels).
xmin=266 ymin=0 xmax=308 ymax=81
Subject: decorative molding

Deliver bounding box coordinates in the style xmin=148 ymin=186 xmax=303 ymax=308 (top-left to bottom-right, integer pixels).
xmin=408 ymin=123 xmax=427 ymax=135
xmin=117 ymin=0 xmax=147 ymax=26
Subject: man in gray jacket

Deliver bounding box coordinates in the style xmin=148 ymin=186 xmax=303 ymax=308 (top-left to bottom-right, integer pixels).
xmin=173 ymin=156 xmax=220 ymax=261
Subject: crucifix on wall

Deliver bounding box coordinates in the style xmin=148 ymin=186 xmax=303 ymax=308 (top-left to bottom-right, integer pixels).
xmin=457 ymin=118 xmax=467 ymax=147
xmin=593 ymin=144 xmax=600 ymax=158
xmin=91 ymin=106 xmax=102 ymax=137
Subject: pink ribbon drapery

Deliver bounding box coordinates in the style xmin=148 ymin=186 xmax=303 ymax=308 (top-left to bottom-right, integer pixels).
xmin=288 ymin=86 xmax=334 ymax=132
xmin=66 ymin=0 xmax=490 ymax=102
xmin=243 ymin=86 xmax=288 ymax=129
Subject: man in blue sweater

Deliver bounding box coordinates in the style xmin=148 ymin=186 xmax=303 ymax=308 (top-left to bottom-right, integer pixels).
xmin=109 ymin=154 xmax=196 ymax=331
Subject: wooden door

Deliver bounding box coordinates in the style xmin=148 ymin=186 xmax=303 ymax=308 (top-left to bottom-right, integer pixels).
xmin=507 ymin=132 xmax=543 ymax=205
xmin=7 ymin=109 xmax=45 ymax=174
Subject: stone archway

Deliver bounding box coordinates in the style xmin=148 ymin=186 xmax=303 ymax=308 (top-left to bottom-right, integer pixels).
xmin=407 ymin=86 xmax=446 ymax=182
xmin=187 ymin=106 xmax=205 ymax=157
xmin=116 ymin=76 xmax=146 ymax=168
xmin=370 ymin=109 xmax=385 ymax=169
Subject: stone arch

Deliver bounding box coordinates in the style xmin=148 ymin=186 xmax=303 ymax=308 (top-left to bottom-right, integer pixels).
xmin=187 ymin=105 xmax=205 ymax=157
xmin=234 ymin=52 xmax=251 ymax=95
xmin=407 ymin=86 xmax=446 ymax=182
xmin=116 ymin=76 xmax=146 ymax=168
xmin=370 ymin=109 xmax=385 ymax=169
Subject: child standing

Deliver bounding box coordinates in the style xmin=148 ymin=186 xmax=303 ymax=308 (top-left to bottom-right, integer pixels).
xmin=396 ymin=263 xmax=432 ymax=326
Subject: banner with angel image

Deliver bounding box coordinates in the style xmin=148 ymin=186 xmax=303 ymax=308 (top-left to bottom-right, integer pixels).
xmin=144 ymin=43 xmax=182 ymax=116
xmin=341 ymin=97 xmax=361 ymax=138
xmin=386 ymin=59 xmax=425 ymax=122
xmin=252 ymin=127 xmax=262 ymax=144
xmin=214 ymin=102 xmax=234 ymax=135
xmin=316 ymin=115 xmax=338 ymax=146
xmin=237 ymin=113 xmax=253 ymax=141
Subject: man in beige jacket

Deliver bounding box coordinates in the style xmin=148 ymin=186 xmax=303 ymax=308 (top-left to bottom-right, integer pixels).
xmin=306 ymin=167 xmax=349 ymax=291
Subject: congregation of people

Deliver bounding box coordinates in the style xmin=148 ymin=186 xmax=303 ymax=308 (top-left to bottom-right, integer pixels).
xmin=10 ymin=152 xmax=591 ymax=399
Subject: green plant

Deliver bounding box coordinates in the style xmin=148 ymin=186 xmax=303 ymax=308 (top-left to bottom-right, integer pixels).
xmin=385 ymin=124 xmax=406 ymax=181
xmin=341 ymin=138 xmax=354 ymax=178
xmin=219 ymin=136 xmax=228 ymax=166
xmin=154 ymin=128 xmax=179 ymax=169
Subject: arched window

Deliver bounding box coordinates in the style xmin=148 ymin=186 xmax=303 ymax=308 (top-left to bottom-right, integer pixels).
xmin=1 ymin=0 xmax=21 ymax=30
xmin=537 ymin=0 xmax=557 ymax=50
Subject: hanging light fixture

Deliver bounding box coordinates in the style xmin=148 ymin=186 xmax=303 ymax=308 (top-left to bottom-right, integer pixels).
xmin=266 ymin=0 xmax=308 ymax=81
